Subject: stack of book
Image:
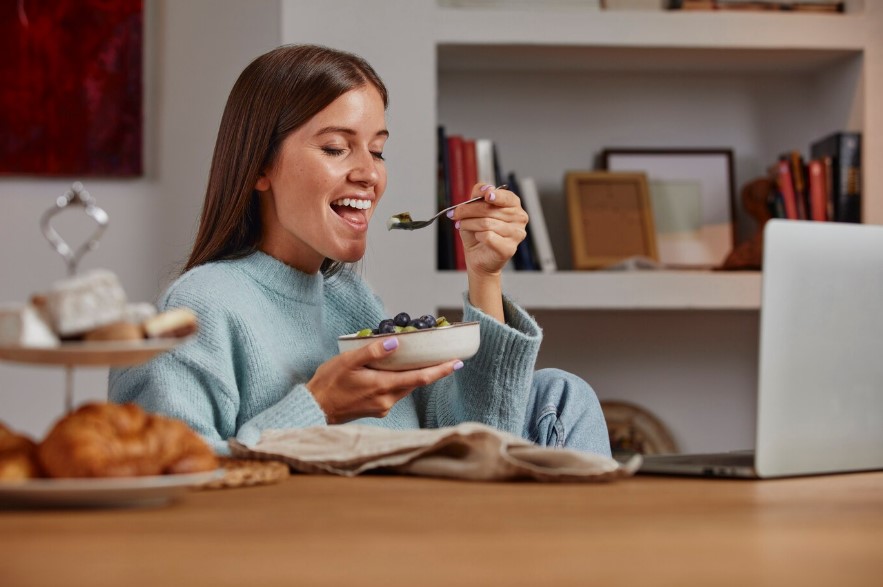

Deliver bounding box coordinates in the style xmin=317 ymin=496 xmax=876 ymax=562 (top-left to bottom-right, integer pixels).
xmin=436 ymin=126 xmax=557 ymax=272
xmin=768 ymin=131 xmax=861 ymax=223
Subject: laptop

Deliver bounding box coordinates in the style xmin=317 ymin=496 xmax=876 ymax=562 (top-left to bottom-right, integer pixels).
xmin=640 ymin=219 xmax=883 ymax=478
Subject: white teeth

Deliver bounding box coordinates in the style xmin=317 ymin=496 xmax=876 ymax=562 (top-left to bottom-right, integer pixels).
xmin=332 ymin=198 xmax=372 ymax=210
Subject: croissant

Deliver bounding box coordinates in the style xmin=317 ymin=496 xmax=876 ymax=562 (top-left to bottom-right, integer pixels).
xmin=37 ymin=403 xmax=218 ymax=478
xmin=0 ymin=422 xmax=42 ymax=480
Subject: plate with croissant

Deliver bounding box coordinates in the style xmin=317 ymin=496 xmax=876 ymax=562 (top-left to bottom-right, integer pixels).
xmin=0 ymin=403 xmax=222 ymax=508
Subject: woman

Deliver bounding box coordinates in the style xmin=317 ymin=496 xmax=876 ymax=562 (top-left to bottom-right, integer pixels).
xmin=109 ymin=44 xmax=610 ymax=457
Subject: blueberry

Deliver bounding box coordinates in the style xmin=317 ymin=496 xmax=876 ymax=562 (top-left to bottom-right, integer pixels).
xmin=410 ymin=319 xmax=431 ymax=330
xmin=393 ymin=312 xmax=411 ymax=327
xmin=378 ymin=321 xmax=396 ymax=334
xmin=378 ymin=318 xmax=394 ymax=330
xmin=419 ymin=314 xmax=436 ymax=327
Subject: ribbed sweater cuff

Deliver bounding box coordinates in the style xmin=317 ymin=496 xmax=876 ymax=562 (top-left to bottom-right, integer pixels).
xmin=459 ymin=293 xmax=543 ymax=430
xmin=235 ymin=384 xmax=327 ymax=447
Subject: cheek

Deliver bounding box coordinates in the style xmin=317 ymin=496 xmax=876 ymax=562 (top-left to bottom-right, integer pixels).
xmin=375 ymin=169 xmax=388 ymax=199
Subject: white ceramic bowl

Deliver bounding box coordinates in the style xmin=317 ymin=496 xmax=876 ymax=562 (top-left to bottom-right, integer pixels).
xmin=337 ymin=321 xmax=480 ymax=371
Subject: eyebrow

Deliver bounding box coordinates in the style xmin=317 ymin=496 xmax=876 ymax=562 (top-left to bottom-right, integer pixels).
xmin=316 ymin=126 xmax=389 ymax=139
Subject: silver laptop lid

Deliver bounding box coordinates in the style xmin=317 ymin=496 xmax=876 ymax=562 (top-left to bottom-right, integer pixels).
xmin=756 ymin=220 xmax=883 ymax=478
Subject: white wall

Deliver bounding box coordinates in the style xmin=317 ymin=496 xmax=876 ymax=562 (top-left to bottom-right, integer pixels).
xmin=0 ymin=0 xmax=281 ymax=438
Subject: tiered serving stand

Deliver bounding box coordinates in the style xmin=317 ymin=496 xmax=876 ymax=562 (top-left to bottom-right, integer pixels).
xmin=0 ymin=183 xmax=220 ymax=507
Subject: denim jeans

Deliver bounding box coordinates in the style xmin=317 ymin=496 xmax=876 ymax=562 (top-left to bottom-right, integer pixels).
xmin=521 ymin=368 xmax=611 ymax=457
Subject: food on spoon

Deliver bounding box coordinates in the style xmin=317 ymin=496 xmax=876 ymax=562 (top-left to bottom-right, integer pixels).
xmin=37 ymin=402 xmax=218 ymax=478
xmin=0 ymin=421 xmax=42 ymax=480
xmin=355 ymin=312 xmax=452 ymax=337
xmin=386 ymin=212 xmax=413 ymax=230
xmin=0 ymin=304 xmax=59 ymax=347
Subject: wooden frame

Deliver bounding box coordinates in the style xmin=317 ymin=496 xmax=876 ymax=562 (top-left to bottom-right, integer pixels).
xmin=565 ymin=171 xmax=658 ymax=270
xmin=601 ymin=148 xmax=736 ymax=268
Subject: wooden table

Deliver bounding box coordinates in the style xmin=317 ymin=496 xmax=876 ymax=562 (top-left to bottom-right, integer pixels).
xmin=2 ymin=472 xmax=882 ymax=586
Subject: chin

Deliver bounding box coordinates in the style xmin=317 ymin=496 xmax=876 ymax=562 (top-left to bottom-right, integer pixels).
xmin=334 ymin=246 xmax=367 ymax=264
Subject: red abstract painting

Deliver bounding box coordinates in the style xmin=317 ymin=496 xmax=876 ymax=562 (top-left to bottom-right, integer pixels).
xmin=0 ymin=0 xmax=142 ymax=176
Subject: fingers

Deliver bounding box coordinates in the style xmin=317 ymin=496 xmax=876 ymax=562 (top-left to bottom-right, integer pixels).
xmin=458 ymin=215 xmax=526 ymax=239
xmin=338 ymin=336 xmax=463 ymax=387
xmin=316 ymin=342 xmax=462 ymax=423
xmin=339 ymin=335 xmax=401 ymax=369
xmin=452 ymin=184 xmax=526 ymax=222
xmin=384 ymin=360 xmax=463 ymax=390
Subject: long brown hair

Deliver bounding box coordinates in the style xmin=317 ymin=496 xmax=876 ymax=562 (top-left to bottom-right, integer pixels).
xmin=184 ymin=44 xmax=389 ymax=274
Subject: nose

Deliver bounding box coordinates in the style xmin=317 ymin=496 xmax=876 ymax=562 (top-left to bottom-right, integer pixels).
xmin=348 ymin=148 xmax=380 ymax=186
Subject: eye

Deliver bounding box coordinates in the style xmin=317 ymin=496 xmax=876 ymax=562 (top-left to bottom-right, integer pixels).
xmin=371 ymin=151 xmax=385 ymax=161
xmin=322 ymin=147 xmax=345 ymax=156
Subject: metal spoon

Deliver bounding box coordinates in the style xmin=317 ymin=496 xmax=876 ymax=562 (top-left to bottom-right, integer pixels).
xmin=387 ymin=185 xmax=507 ymax=231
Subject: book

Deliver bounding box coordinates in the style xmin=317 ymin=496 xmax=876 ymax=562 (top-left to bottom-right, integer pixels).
xmin=807 ymin=159 xmax=827 ymax=221
xmin=459 ymin=139 xmax=478 ymax=270
xmin=774 ymin=159 xmax=800 ymax=220
xmin=518 ymin=177 xmax=557 ymax=272
xmin=788 ymin=151 xmax=808 ymax=220
xmin=821 ymin=155 xmax=835 ymax=221
xmin=475 ymin=139 xmax=496 ymax=186
xmin=436 ymin=126 xmax=455 ymax=270
xmin=446 ymin=135 xmax=468 ymax=271
xmin=810 ymin=131 xmax=861 ymax=223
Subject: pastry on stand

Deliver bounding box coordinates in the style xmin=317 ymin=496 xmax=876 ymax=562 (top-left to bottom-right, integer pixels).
xmin=0 ymin=182 xmax=194 ymax=413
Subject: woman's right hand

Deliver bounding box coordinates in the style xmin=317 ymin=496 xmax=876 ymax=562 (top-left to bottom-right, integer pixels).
xmin=306 ymin=337 xmax=462 ymax=424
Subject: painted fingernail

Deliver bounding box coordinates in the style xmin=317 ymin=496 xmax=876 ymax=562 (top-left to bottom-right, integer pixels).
xmin=454 ymin=220 xmax=461 ymax=230
xmin=453 ymin=360 xmax=464 ymax=371
xmin=480 ymin=184 xmax=493 ymax=192
xmin=489 ymin=192 xmax=496 ymax=202
xmin=446 ymin=209 xmax=454 ymax=219
xmin=383 ymin=337 xmax=399 ymax=351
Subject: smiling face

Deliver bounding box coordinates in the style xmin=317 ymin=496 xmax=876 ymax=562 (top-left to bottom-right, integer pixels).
xmin=255 ymin=84 xmax=388 ymax=273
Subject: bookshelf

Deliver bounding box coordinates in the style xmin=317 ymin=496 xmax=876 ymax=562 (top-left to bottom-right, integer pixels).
xmin=282 ymin=0 xmax=880 ymax=451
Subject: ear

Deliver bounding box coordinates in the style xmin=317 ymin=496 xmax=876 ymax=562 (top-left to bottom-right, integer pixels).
xmin=255 ymin=175 xmax=271 ymax=192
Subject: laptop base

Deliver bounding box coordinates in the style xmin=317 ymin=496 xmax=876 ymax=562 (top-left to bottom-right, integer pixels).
xmin=638 ymin=451 xmax=757 ymax=478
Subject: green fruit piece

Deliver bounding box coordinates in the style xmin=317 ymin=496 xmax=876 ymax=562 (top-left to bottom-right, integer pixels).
xmin=394 ymin=325 xmax=404 ymax=333
xmin=403 ymin=325 xmax=418 ymax=332
xmin=356 ymin=328 xmax=373 ymax=337
xmin=436 ymin=317 xmax=451 ymax=327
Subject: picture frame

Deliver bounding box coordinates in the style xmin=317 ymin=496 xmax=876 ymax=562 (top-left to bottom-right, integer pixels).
xmin=565 ymin=171 xmax=658 ymax=270
xmin=600 ymin=149 xmax=736 ymax=269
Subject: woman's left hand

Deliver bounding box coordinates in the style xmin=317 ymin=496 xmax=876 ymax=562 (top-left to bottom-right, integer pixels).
xmin=451 ymin=183 xmax=528 ymax=276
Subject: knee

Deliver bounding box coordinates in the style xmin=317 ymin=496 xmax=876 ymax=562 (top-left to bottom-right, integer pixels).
xmin=533 ymin=368 xmax=601 ymax=407
xmin=530 ymin=369 xmax=610 ymax=456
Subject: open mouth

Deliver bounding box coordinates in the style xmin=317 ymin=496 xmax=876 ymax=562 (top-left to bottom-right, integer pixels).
xmin=331 ymin=198 xmax=372 ymax=227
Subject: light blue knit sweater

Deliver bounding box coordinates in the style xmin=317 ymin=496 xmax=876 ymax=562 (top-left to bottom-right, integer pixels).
xmin=108 ymin=252 xmax=543 ymax=454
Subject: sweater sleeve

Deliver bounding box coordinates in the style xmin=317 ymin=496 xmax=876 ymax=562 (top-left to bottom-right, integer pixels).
xmin=417 ymin=293 xmax=542 ymax=434
xmin=109 ymin=353 xmax=328 ymax=456
xmin=108 ymin=270 xmax=328 ymax=454
xmin=109 ymin=349 xmax=238 ymax=455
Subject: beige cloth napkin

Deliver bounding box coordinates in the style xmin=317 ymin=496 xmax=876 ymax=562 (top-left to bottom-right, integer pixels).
xmin=228 ymin=422 xmax=641 ymax=482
